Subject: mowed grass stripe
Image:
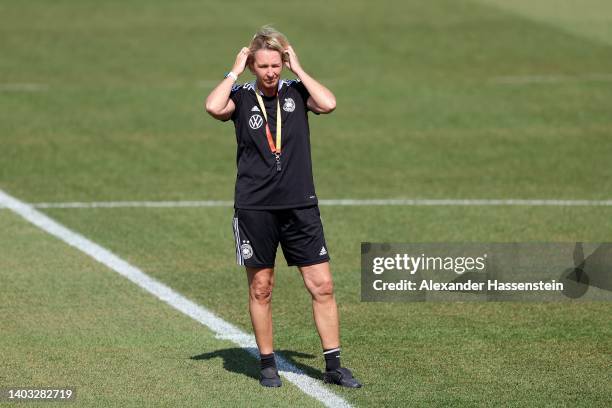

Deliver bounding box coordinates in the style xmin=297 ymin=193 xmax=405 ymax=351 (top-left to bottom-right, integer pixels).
xmin=0 ymin=212 xmax=324 ymax=407
xmin=1 ymin=2 xmax=612 ymax=203
xmin=0 ymin=191 xmax=348 ymax=407
xmin=41 ymin=204 xmax=612 ymax=406
xmin=476 ymin=0 xmax=612 ymax=46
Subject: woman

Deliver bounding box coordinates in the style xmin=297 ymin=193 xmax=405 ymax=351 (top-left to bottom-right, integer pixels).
xmin=205 ymin=26 xmax=361 ymax=389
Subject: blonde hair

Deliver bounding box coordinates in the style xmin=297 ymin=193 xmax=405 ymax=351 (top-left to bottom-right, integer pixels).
xmin=247 ymin=25 xmax=289 ymax=66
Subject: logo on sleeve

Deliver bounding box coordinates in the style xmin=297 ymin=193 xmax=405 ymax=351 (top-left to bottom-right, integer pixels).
xmin=283 ymin=98 xmax=295 ymax=112
xmin=249 ymin=114 xmax=263 ymax=129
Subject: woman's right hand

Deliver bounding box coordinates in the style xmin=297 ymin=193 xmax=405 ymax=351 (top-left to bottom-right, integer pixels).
xmin=231 ymin=47 xmax=250 ymax=76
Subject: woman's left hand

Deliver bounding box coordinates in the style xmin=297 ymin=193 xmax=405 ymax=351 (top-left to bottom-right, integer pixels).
xmin=283 ymin=46 xmax=303 ymax=75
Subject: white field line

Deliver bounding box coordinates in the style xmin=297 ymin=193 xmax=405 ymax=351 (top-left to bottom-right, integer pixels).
xmin=4 ymin=198 xmax=612 ymax=209
xmin=491 ymin=73 xmax=612 ymax=85
xmin=31 ymin=200 xmax=235 ymax=208
xmin=0 ymin=189 xmax=352 ymax=408
xmin=0 ymin=83 xmax=48 ymax=92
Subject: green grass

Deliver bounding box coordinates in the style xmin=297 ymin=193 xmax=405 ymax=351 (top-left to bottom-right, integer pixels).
xmin=6 ymin=205 xmax=605 ymax=407
xmin=1 ymin=0 xmax=612 ymax=406
xmin=0 ymin=211 xmax=321 ymax=407
xmin=477 ymin=0 xmax=612 ymax=46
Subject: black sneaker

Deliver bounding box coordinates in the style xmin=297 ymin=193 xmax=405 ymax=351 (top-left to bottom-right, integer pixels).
xmin=259 ymin=366 xmax=282 ymax=387
xmin=323 ymin=367 xmax=362 ymax=388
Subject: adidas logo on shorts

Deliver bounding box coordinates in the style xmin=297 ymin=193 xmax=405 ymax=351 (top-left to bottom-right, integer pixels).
xmin=319 ymin=246 xmax=327 ymax=256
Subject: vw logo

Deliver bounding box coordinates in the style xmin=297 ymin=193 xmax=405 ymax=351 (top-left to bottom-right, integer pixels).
xmin=249 ymin=114 xmax=263 ymax=129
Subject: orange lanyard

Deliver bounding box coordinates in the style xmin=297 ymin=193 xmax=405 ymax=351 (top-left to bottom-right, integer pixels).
xmin=254 ymin=87 xmax=282 ymax=171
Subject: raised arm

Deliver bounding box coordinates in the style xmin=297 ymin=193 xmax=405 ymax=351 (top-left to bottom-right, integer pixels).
xmin=284 ymin=46 xmax=336 ymax=114
xmin=205 ymin=47 xmax=250 ymax=121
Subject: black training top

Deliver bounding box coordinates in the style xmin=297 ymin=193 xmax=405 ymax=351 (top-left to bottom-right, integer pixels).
xmin=224 ymin=79 xmax=319 ymax=210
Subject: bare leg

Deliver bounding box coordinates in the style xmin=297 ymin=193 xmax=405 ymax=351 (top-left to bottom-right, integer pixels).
xmin=299 ymin=262 xmax=340 ymax=349
xmin=246 ymin=267 xmax=275 ymax=355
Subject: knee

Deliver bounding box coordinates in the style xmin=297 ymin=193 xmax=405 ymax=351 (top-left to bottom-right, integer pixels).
xmin=308 ymin=278 xmax=334 ymax=301
xmin=250 ymin=278 xmax=274 ymax=304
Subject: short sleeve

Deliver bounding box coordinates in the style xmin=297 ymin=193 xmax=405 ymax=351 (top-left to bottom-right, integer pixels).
xmin=290 ymin=79 xmax=309 ymax=105
xmin=287 ymin=79 xmax=319 ymax=115
xmin=225 ymin=83 xmax=243 ymax=122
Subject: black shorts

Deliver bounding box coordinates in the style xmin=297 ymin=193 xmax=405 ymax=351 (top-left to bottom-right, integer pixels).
xmin=232 ymin=206 xmax=330 ymax=268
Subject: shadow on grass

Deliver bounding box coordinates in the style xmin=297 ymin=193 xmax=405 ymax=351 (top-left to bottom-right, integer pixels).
xmin=190 ymin=348 xmax=321 ymax=381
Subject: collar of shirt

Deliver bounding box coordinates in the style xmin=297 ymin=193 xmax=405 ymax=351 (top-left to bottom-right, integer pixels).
xmin=250 ymin=80 xmax=286 ymax=96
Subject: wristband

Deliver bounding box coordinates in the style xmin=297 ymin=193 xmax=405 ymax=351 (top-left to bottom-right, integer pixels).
xmin=225 ymin=71 xmax=238 ymax=82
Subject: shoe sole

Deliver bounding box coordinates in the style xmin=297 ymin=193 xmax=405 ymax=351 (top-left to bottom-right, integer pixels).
xmin=260 ymin=379 xmax=282 ymax=387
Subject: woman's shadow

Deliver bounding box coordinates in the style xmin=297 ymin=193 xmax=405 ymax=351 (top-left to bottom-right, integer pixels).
xmin=190 ymin=347 xmax=321 ymax=381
